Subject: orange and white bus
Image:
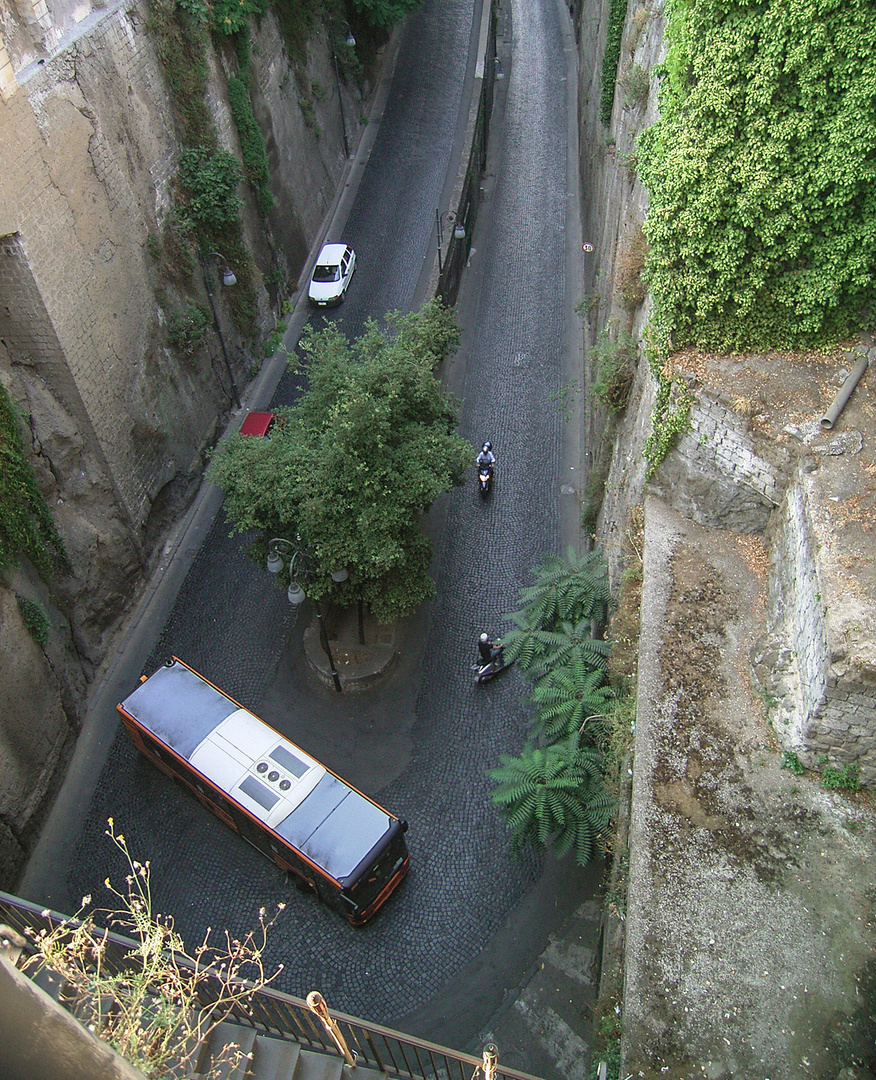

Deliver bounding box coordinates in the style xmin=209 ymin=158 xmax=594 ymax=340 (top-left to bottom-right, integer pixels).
xmin=117 ymin=657 xmax=409 ymax=925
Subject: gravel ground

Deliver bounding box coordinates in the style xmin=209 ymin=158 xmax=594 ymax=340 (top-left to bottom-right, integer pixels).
xmin=623 ymin=496 xmax=876 ymax=1080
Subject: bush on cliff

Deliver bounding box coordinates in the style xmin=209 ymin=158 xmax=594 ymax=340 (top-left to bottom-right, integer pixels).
xmin=638 ymin=0 xmax=876 ymax=352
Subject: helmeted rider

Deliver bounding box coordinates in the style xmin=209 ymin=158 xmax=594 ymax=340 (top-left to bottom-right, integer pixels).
xmin=478 ymin=631 xmax=504 ymax=667
xmin=476 ymin=441 xmax=496 ymax=472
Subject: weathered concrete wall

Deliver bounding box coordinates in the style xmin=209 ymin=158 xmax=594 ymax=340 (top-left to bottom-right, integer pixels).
xmin=0 ymin=583 xmax=77 ymax=883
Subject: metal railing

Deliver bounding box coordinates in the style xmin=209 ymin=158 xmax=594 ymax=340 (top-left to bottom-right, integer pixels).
xmin=0 ymin=891 xmax=542 ymax=1080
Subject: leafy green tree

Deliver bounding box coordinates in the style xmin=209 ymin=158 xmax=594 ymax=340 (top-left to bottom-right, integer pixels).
xmin=529 ymin=662 xmax=615 ymax=743
xmin=638 ymin=0 xmax=876 ymax=351
xmin=489 ymin=740 xmax=612 ymax=867
xmin=350 ymin=0 xmax=422 ymax=28
xmin=208 ymin=300 xmax=471 ymax=621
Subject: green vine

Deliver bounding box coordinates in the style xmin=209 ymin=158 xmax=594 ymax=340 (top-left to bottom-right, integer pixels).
xmin=638 ymin=0 xmax=876 ymax=350
xmin=600 ymin=0 xmax=628 ymax=125
xmin=0 ymin=384 xmax=68 ymax=580
xmin=643 ymin=372 xmax=692 ymax=479
xmin=228 ymin=73 xmax=274 ymax=214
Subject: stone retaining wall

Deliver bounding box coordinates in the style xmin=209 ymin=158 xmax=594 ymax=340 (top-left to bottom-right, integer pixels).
xmin=650 ymin=386 xmax=791 ymax=534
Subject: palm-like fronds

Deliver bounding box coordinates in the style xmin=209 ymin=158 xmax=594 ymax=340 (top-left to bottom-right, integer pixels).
xmin=530 ymin=663 xmax=615 ymax=742
xmin=488 ymin=740 xmax=613 ymax=867
xmin=502 ymin=618 xmax=610 ymax=678
xmin=511 ymin=546 xmax=611 ymax=630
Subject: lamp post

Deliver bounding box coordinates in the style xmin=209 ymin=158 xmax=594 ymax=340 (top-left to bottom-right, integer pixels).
xmin=330 ymin=23 xmax=356 ymax=158
xmin=435 ymin=209 xmax=466 ymax=273
xmin=267 ymin=537 xmax=347 ymax=694
xmin=199 ymin=250 xmax=241 ymax=408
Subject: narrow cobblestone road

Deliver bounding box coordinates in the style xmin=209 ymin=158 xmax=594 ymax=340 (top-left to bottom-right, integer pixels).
xmin=68 ymin=0 xmax=588 ymax=1046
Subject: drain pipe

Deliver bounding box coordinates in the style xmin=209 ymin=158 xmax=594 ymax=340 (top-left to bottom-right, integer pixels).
xmin=821 ymin=355 xmax=869 ymax=430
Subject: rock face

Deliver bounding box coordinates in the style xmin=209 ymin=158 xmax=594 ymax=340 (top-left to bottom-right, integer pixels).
xmin=0 ymin=583 xmax=77 ymax=885
xmin=0 ymin=0 xmax=366 ymax=883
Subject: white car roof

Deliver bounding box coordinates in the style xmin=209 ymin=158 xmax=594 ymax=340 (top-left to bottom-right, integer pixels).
xmin=316 ymin=243 xmax=348 ymax=264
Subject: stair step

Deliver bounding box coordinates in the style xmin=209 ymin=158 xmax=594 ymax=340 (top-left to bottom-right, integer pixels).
xmin=294 ymin=1047 xmax=346 ymax=1080
xmin=193 ymin=1021 xmax=258 ymax=1079
xmin=245 ymin=1034 xmax=301 ymax=1079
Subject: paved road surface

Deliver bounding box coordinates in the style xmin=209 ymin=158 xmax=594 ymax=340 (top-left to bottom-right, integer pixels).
xmin=36 ymin=0 xmax=601 ymax=1068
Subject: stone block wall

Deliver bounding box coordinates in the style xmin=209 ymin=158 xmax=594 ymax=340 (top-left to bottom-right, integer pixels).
xmin=650 ymin=387 xmax=791 ymax=535
xmin=754 ymin=462 xmax=876 ymax=786
xmin=0 ymin=0 xmax=359 ymax=880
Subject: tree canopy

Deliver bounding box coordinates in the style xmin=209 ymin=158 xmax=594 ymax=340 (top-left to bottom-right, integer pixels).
xmin=638 ymin=0 xmax=876 ymax=352
xmin=349 ymin=0 xmax=422 ymax=28
xmin=208 ymin=300 xmax=471 ymax=621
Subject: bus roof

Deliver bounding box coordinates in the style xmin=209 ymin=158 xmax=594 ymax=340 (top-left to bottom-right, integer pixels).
xmin=119 ymin=660 xmax=394 ymax=882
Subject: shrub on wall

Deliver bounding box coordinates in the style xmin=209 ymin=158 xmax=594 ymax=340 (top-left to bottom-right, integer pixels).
xmin=600 ymin=0 xmax=628 ymax=125
xmin=148 ymin=0 xmax=214 ymax=147
xmin=16 ymin=595 xmax=49 ymax=647
xmin=177 ymin=147 xmax=244 ymax=230
xmin=167 ymin=303 xmax=212 ymax=357
xmin=638 ymin=0 xmax=876 ymax=351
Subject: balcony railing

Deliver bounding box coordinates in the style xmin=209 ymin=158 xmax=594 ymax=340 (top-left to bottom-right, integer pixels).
xmin=0 ymin=890 xmax=542 ymax=1080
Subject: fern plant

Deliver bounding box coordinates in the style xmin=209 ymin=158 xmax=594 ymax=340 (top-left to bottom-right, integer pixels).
xmin=502 ymin=617 xmax=610 ymax=678
xmin=514 ymin=546 xmax=611 ymax=628
xmin=529 ymin=662 xmax=615 ymax=743
xmin=489 ymin=740 xmax=613 ymax=867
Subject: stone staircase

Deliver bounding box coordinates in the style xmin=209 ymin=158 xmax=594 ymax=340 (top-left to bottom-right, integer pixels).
xmin=1 ymin=893 xmax=542 ymax=1080
xmin=187 ymin=1022 xmax=386 ymax=1080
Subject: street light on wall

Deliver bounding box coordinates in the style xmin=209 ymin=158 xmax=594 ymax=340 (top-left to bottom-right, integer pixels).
xmin=435 ymin=209 xmax=466 ymax=274
xmin=199 ymin=250 xmax=240 ymax=408
xmin=330 ymin=22 xmax=356 ymax=158
xmin=267 ymin=536 xmax=346 ymax=693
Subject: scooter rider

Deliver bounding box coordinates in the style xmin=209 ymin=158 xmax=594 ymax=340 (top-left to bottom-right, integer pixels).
xmin=476 ymin=441 xmax=496 ymax=472
xmin=478 ymin=632 xmax=504 ymax=667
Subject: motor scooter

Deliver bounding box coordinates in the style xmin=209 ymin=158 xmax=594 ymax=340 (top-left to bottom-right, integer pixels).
xmin=472 ymin=643 xmax=513 ymax=684
xmin=477 ymin=461 xmax=494 ymax=498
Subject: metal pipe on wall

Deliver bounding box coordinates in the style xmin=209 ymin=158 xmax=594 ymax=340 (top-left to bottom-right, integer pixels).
xmin=821 ymin=355 xmax=868 ymax=430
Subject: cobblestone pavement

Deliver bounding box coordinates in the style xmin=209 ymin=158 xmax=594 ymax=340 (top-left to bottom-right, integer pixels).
xmin=67 ymin=0 xmax=591 ymax=1052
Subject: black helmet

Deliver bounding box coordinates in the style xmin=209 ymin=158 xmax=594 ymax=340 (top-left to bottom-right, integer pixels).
xmin=483 ymin=441 xmax=492 ymax=452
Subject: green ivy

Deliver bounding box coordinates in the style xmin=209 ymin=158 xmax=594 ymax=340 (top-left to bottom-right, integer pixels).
xmin=227 ymin=74 xmax=274 ymax=214
xmin=638 ymin=0 xmax=876 ymax=351
xmin=0 ymin=385 xmax=68 ymax=580
xmin=600 ymin=0 xmax=628 ymax=125
xmin=643 ymin=372 xmax=692 ymax=479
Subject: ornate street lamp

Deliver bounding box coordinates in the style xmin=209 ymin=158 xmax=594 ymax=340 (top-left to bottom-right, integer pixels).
xmin=198 ymin=250 xmax=240 ymax=408
xmin=330 ymin=22 xmax=356 ymax=158
xmin=267 ymin=537 xmax=346 ymax=693
xmin=435 ymin=209 xmax=466 ymax=273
